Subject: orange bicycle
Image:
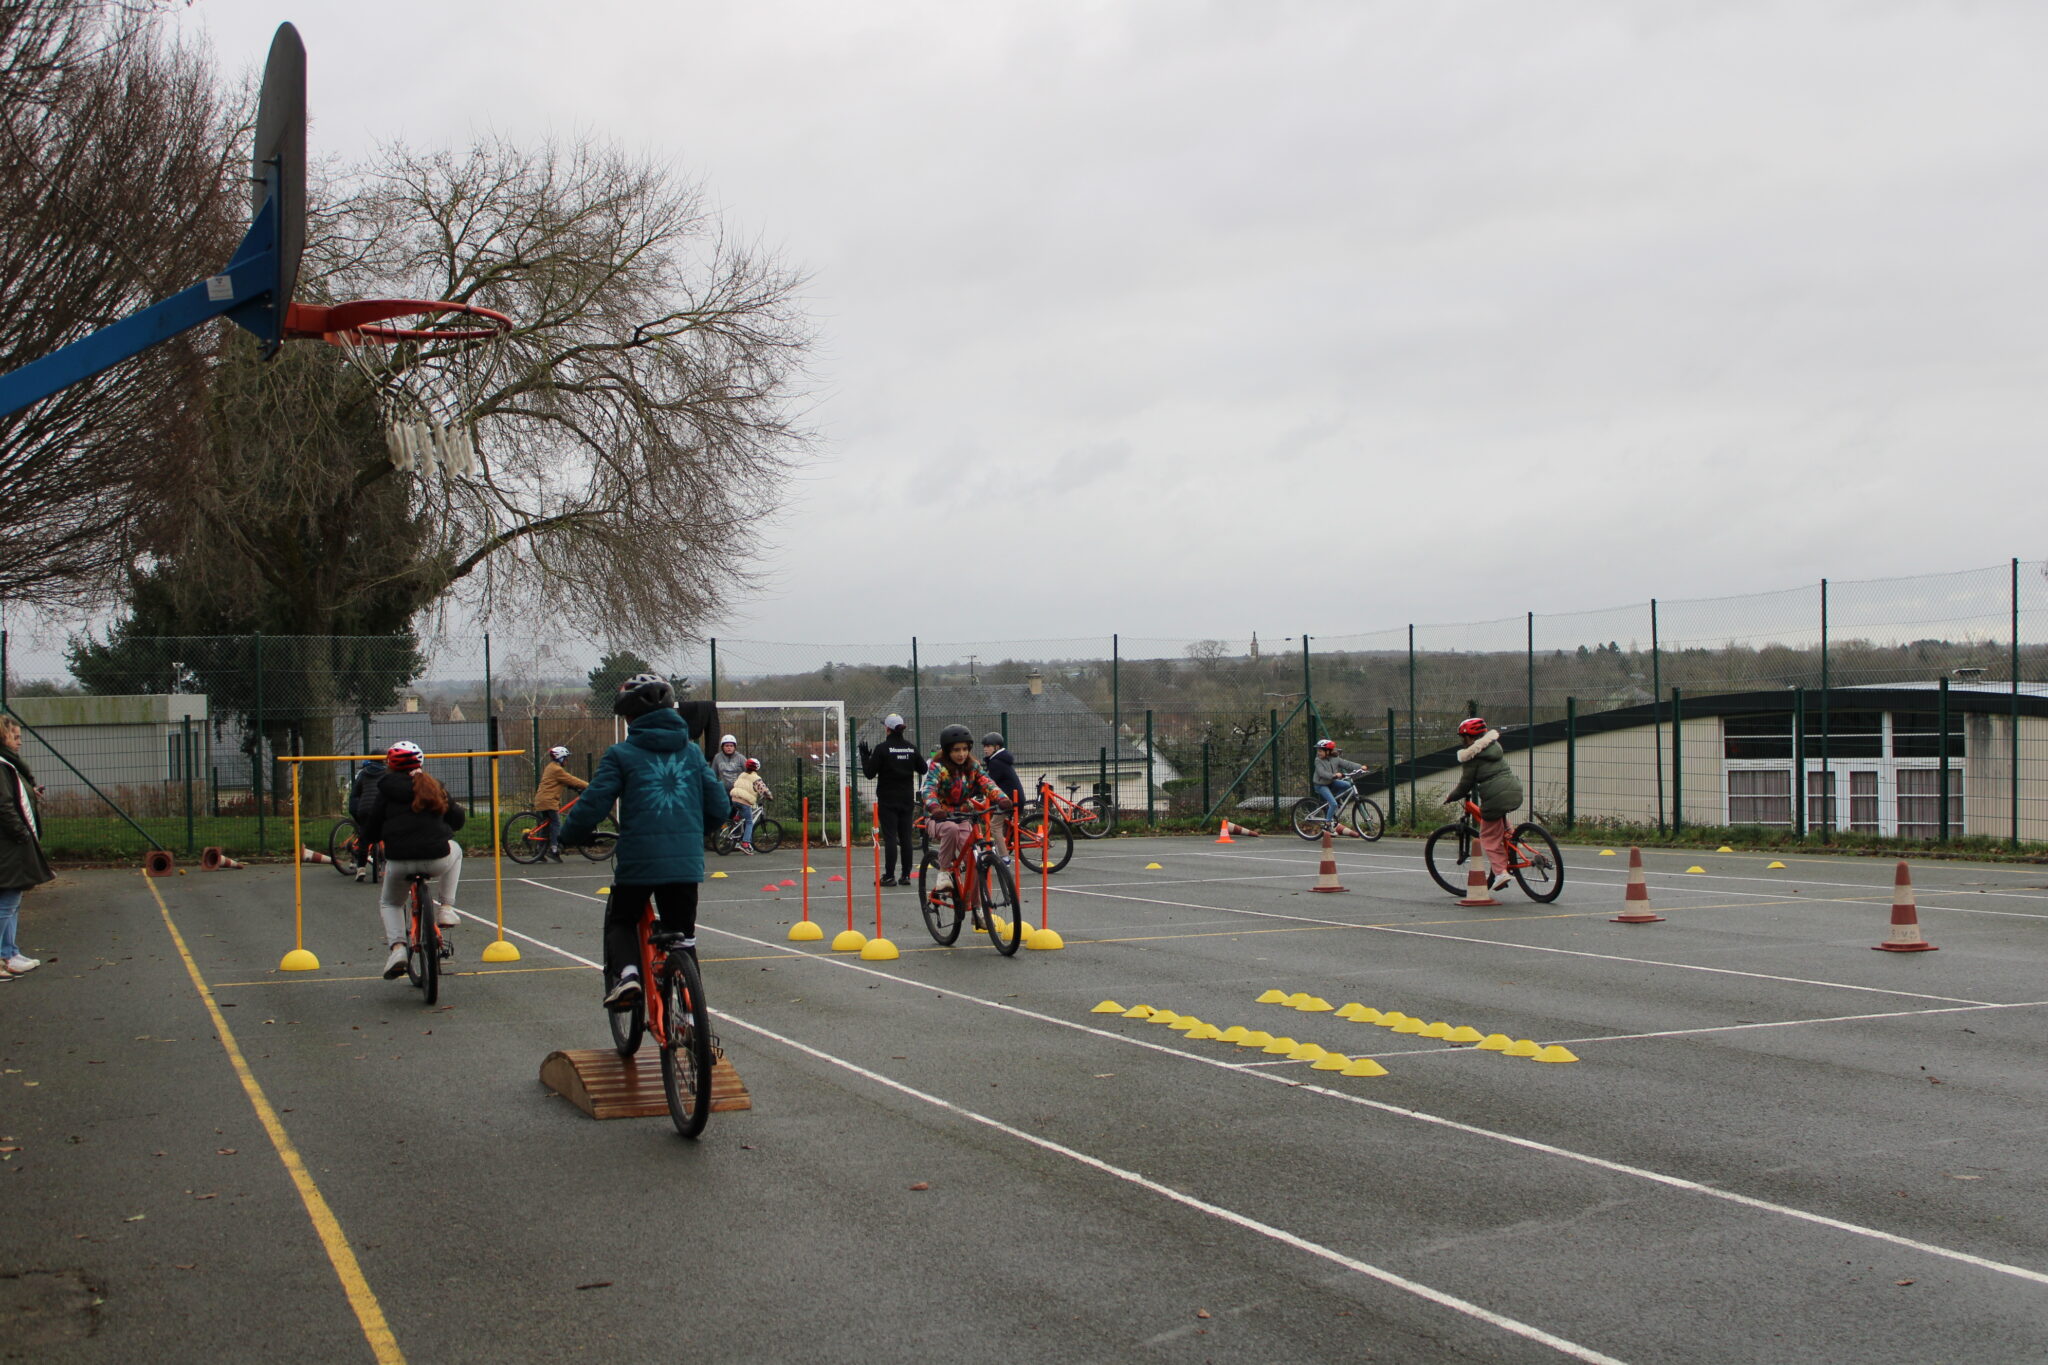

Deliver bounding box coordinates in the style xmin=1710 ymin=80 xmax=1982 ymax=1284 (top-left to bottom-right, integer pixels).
xmin=502 ymin=792 xmax=616 ymax=865
xmin=1423 ymin=799 xmax=1564 ymax=902
xmin=916 ymin=805 xmax=1024 ymax=954
xmin=606 ymin=897 xmax=716 ymax=1139
xmin=1021 ymin=777 xmax=1114 ymax=839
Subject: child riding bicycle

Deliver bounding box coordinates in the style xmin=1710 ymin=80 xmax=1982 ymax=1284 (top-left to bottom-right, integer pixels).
xmin=532 ymin=745 xmax=588 ymax=863
xmin=358 ymin=741 xmax=465 ymax=979
xmin=1444 ymin=717 xmax=1523 ymax=892
xmin=922 ymin=724 xmax=1012 ymax=896
xmin=727 ymin=758 xmax=771 ymax=853
xmin=560 ymin=674 xmax=730 ymax=1011
xmin=1312 ymin=739 xmax=1370 ymax=836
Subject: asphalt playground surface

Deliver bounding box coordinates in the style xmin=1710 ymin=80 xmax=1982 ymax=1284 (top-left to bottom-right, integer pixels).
xmin=7 ymin=830 xmax=2048 ymax=1364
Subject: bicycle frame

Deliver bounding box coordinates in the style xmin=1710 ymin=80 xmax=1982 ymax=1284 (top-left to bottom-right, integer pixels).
xmin=1455 ymin=800 xmax=1538 ymax=869
xmin=635 ymin=908 xmax=669 ymax=1044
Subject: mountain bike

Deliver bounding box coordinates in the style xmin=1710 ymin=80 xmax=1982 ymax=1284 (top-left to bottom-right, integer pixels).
xmin=606 ymin=896 xmax=716 ymax=1138
xmin=1423 ymin=799 xmax=1564 ymax=903
xmin=712 ymin=798 xmax=783 ymax=855
xmin=916 ymin=806 xmax=1024 ymax=954
xmin=502 ymin=793 xmax=617 ymax=865
xmin=399 ymin=872 xmax=447 ymax=1005
xmin=1021 ymin=778 xmax=1114 ymax=839
xmin=327 ymin=816 xmax=384 ymax=881
xmin=1289 ymin=781 xmax=1385 ymax=841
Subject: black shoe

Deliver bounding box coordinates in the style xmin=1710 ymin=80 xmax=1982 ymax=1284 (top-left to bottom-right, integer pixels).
xmin=880 ymin=873 xmax=897 ymax=887
xmin=604 ymin=973 xmax=642 ymax=1009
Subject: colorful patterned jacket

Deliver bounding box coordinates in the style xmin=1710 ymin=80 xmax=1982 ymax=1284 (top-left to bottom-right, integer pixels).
xmin=921 ymin=757 xmax=1007 ymax=820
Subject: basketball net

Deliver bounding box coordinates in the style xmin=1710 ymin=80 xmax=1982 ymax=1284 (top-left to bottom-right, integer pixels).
xmin=333 ymin=321 xmax=509 ymax=479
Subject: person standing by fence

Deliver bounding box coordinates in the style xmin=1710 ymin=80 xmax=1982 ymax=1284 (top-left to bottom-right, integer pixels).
xmin=0 ymin=715 xmax=53 ymax=977
xmin=861 ymin=713 xmax=922 ymax=886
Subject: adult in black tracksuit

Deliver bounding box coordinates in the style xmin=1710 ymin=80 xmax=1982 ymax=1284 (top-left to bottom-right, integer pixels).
xmin=861 ymin=713 xmax=924 ymax=885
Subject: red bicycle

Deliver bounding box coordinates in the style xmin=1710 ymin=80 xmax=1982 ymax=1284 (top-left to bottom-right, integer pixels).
xmin=606 ymin=898 xmax=716 ymax=1138
xmin=1423 ymin=799 xmax=1564 ymax=902
xmin=916 ymin=805 xmax=1025 ymax=954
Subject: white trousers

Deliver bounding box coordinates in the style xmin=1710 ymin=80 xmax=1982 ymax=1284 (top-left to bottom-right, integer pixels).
xmin=377 ymin=845 xmax=462 ymax=945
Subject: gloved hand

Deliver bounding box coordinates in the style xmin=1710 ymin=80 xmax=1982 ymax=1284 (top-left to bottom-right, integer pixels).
xmin=858 ymin=739 xmax=872 ymax=762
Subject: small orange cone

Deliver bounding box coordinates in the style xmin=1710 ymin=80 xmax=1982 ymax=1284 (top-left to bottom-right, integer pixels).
xmin=217 ymin=854 xmax=245 ymax=870
xmin=1309 ymin=829 xmax=1348 ymax=893
xmin=1229 ymin=820 xmax=1261 ymax=839
xmin=201 ymin=846 xmax=225 ymax=870
xmin=1455 ymin=862 xmax=1500 ymax=907
xmin=1874 ymin=861 xmax=1937 ymax=952
xmin=1611 ymin=846 xmax=1664 ymax=923
xmin=300 ymin=846 xmax=333 ymax=865
xmin=1215 ymin=819 xmax=1235 ymax=844
xmin=144 ymin=849 xmax=175 ymax=877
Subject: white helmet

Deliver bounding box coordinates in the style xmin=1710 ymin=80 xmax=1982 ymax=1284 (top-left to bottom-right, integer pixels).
xmin=720 ymin=734 xmax=737 ymax=746
xmin=548 ymin=745 xmax=570 ymax=761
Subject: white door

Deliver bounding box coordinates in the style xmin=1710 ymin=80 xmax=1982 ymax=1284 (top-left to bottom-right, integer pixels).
xmin=1806 ymin=765 xmax=1884 ymax=834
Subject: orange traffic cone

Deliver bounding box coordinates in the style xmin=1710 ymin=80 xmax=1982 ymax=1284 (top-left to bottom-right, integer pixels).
xmin=1215 ymin=819 xmax=1235 ymax=844
xmin=1309 ymin=829 xmax=1348 ymax=893
xmin=1611 ymin=846 xmax=1664 ymax=923
xmin=1455 ymin=862 xmax=1500 ymax=907
xmin=217 ymin=854 xmax=245 ymax=870
xmin=143 ymin=849 xmax=175 ymax=877
xmin=1874 ymin=861 xmax=1937 ymax=952
xmin=1229 ymin=820 xmax=1261 ymax=838
xmin=300 ymin=846 xmax=333 ymax=865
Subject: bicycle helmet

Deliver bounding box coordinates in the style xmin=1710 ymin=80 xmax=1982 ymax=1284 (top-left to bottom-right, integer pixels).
xmin=743 ymin=757 xmax=760 ymax=771
xmin=981 ymin=732 xmax=1005 ymax=748
xmin=385 ymin=740 xmax=423 ymax=771
xmin=613 ymin=673 xmax=675 ymax=719
xmin=1458 ymin=717 xmax=1490 ymax=738
xmin=937 ymin=723 xmax=974 ymax=751
xmin=547 ymin=745 xmax=570 ymax=761
xmin=1316 ymin=739 xmax=1338 ymax=753
xmin=719 ymin=733 xmax=737 ymax=747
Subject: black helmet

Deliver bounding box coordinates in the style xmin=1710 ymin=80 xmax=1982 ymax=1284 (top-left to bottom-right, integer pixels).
xmin=981 ymin=732 xmax=1005 ymax=748
xmin=614 ymin=673 xmax=675 ymax=719
xmin=937 ymin=724 xmax=974 ymax=750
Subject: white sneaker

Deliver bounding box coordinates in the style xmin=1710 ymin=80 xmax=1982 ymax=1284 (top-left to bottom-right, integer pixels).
xmin=1489 ymin=874 xmax=1514 ymax=892
xmin=932 ymin=870 xmax=952 ymax=894
xmin=435 ymin=905 xmax=460 ymax=927
xmin=353 ymin=868 xmax=367 ymax=883
xmin=383 ymin=943 xmax=408 ymax=979
xmin=5 ymin=955 xmax=39 ymax=974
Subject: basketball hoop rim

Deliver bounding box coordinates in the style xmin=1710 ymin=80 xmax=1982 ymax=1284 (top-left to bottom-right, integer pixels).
xmin=282 ymin=299 xmax=514 ymax=344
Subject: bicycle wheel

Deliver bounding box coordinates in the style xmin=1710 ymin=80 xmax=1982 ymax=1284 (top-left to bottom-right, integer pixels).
xmin=917 ymin=849 xmax=963 ymax=945
xmin=1017 ymin=815 xmax=1073 ymax=875
xmin=1075 ymin=796 xmax=1115 ymax=837
xmin=982 ymin=856 xmax=1023 ymax=955
xmin=750 ymin=818 xmax=784 ymax=854
xmin=658 ymin=952 xmax=715 ymax=1139
xmin=501 ymin=812 xmax=545 ymax=865
xmin=420 ymin=914 xmax=440 ymax=1006
xmin=1422 ymin=824 xmax=1473 ymax=897
xmin=327 ymin=818 xmax=361 ymax=875
xmin=1510 ymin=823 xmax=1565 ymax=903
xmin=713 ymin=825 xmax=737 ymax=856
xmin=1350 ymin=798 xmax=1386 ymax=842
xmin=1290 ymin=797 xmax=1331 ymax=840
xmin=577 ymin=828 xmax=617 ymax=861
xmin=609 ymin=985 xmax=645 ymax=1057
xmin=403 ymin=884 xmax=426 ymax=987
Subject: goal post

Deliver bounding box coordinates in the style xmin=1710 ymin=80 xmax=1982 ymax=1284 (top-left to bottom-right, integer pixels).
xmin=708 ymin=700 xmax=851 ymax=847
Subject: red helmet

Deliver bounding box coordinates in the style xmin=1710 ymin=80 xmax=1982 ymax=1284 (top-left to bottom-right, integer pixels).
xmin=743 ymin=757 xmax=759 ymax=771
xmin=1457 ymin=717 xmax=1489 ymax=739
xmin=386 ymin=740 xmax=424 ymax=771
xmin=1316 ymin=739 xmax=1337 ymax=753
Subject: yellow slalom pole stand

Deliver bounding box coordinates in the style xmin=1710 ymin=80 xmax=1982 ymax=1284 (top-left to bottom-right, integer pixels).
xmin=281 ymin=762 xmax=319 ymax=970
xmin=831 ymin=929 xmax=867 ymax=952
xmin=860 ymin=935 xmax=899 ymax=961
xmin=1026 ymin=926 xmax=1065 ymax=950
xmin=480 ymin=755 xmax=520 ymax=962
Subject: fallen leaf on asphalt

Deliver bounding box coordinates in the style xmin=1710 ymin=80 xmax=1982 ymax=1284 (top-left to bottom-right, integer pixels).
xmin=174 ymin=1264 xmax=196 ymax=1271
xmin=1896 ymin=1280 xmax=1915 ymax=1287
xmin=123 ymin=1214 xmax=145 ymax=1222
xmin=194 ymin=1193 xmax=218 ymax=1201
xmin=216 ymin=1148 xmax=237 ymax=1155
xmin=908 ymin=1182 xmax=929 ymax=1191
xmin=1196 ymin=1310 xmax=1212 ymax=1319
xmin=575 ymin=1282 xmax=612 ymax=1291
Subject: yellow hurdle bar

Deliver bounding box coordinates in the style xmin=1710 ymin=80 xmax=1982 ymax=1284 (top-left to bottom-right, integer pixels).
xmin=277 ymin=751 xmax=526 ymax=763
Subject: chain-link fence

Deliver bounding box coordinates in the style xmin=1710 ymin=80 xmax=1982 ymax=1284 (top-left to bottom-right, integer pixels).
xmin=10 ymin=559 xmax=2048 ymax=858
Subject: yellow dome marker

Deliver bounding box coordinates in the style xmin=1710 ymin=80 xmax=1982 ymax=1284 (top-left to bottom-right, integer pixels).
xmin=1145 ymin=1011 xmax=1181 ymax=1025
xmin=1286 ymin=1043 xmax=1327 ymax=1061
xmin=1257 ymin=989 xmax=1289 ymax=1004
xmin=1533 ymin=1045 xmax=1579 ymax=1063
xmin=1341 ymin=1057 xmax=1390 ymax=1077
xmin=1025 ymin=927 xmax=1065 ymax=950
xmin=279 ymin=948 xmax=320 ymax=972
xmin=1261 ymin=1036 xmax=1300 ymax=1054
xmin=1218 ymin=1025 xmax=1250 ymax=1042
xmin=860 ymin=936 xmax=900 ymax=961
xmin=1446 ymin=1025 xmax=1484 ymax=1044
xmin=1418 ymin=1021 xmax=1454 ymax=1039
xmin=1598 ymin=849 xmax=1616 ymax=857
xmin=1122 ymin=1005 xmax=1154 ymax=1019
xmin=1144 ymin=862 xmax=1163 ymax=870
xmin=1310 ymin=1054 xmax=1350 ymax=1071
xmin=710 ymin=871 xmax=728 ymax=879
xmin=1237 ymin=1031 xmax=1274 ymax=1048
xmin=1715 ymin=846 xmax=1734 ymax=853
xmin=1503 ymin=1038 xmax=1541 ymax=1057
xmin=1186 ymin=1024 xmax=1223 ymax=1041
xmin=805 ymin=865 xmax=817 ymax=872
xmin=597 ymin=886 xmax=610 ymax=895
xmin=1353 ymin=1007 xmax=1384 ymax=1023
xmin=1297 ymin=997 xmax=1335 ymax=1012
xmin=1089 ymin=1000 xmax=1124 ymax=1014
xmin=1686 ymin=866 xmax=1706 ymax=874
xmin=830 ymin=928 xmax=867 ymax=952
xmin=1283 ymin=991 xmax=1313 ymax=1006
xmin=1767 ymin=860 xmax=1787 ymax=869
xmin=1476 ymin=1033 xmax=1513 ymax=1051
xmin=1392 ymin=1018 xmax=1426 ymax=1034
xmin=1167 ymin=1016 xmax=1202 ymax=1031
xmin=1334 ymin=1003 xmax=1366 ymax=1020
xmin=1374 ymin=1012 xmax=1407 ymax=1028
xmin=787 ymin=920 xmax=824 ymax=942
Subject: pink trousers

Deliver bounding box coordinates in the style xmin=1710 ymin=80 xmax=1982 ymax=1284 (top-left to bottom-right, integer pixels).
xmin=1476 ymin=815 xmax=1512 ymax=877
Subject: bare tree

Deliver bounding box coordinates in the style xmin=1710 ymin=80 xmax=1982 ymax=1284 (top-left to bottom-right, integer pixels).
xmin=1185 ymin=639 xmax=1230 ymax=669
xmin=0 ymin=1 xmax=239 ymax=604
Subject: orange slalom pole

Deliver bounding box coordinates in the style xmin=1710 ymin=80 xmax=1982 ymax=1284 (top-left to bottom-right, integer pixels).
xmin=844 ymin=797 xmax=856 ymax=933
xmin=800 ymin=797 xmax=811 ymax=925
xmin=871 ymin=802 xmax=883 ymax=938
xmin=1037 ymin=801 xmax=1049 ymax=930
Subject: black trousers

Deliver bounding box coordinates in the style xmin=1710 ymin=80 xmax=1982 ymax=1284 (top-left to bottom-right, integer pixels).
xmin=603 ymin=883 xmax=700 ymax=984
xmin=877 ymin=801 xmax=916 ymax=877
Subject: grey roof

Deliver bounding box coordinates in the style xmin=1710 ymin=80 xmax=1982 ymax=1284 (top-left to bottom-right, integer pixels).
xmin=866 ymin=683 xmax=1147 ymax=768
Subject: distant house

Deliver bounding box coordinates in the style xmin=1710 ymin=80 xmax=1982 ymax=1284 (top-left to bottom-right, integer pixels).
xmin=862 ymin=674 xmax=1163 ymax=813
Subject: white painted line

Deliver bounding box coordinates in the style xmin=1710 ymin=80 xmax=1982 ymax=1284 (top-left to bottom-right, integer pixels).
xmin=511 ymin=884 xmax=2048 ymax=1290
xmin=1549 ymin=999 xmax=2048 ymax=1046
xmin=713 ymin=1009 xmax=1632 ymax=1364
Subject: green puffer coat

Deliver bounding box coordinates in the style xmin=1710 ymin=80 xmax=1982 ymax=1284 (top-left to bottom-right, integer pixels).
xmin=1446 ymin=729 xmax=1522 ymax=819
xmin=559 ymin=708 xmax=729 ymax=884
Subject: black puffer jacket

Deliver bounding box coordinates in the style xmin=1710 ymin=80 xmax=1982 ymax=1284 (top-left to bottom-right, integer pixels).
xmin=0 ymin=747 xmax=54 ymax=891
xmin=863 ymin=728 xmax=926 ymax=807
xmin=359 ymin=770 xmax=467 ymax=862
xmin=983 ymin=747 xmax=1024 ymax=803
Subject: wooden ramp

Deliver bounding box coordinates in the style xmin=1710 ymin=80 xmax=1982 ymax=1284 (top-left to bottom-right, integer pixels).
xmin=540 ymin=1047 xmax=752 ymax=1119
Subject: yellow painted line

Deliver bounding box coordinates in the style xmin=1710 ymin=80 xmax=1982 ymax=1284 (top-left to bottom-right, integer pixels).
xmin=213 ymin=966 xmax=591 ymax=988
xmin=143 ymin=875 xmax=405 ymax=1365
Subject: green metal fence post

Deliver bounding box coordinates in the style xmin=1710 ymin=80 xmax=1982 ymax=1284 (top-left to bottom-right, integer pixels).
xmin=1650 ymin=599 xmax=1664 ymax=835
xmin=1098 ymin=746 xmax=1108 ymax=806
xmin=359 ymin=711 xmax=370 ymax=759
xmin=1938 ymin=675 xmax=1952 ymax=843
xmin=1793 ymin=686 xmax=1807 ymax=839
xmin=1525 ymin=610 xmax=1535 ymax=783
xmin=1386 ymin=706 xmax=1398 ymax=827
xmin=1000 ymin=710 xmax=1008 ymax=747
xmin=182 ymin=714 xmax=195 ymax=856
xmin=483 ymin=631 xmax=494 ymax=729
xmin=253 ymin=632 xmax=266 ymax=854
xmin=1202 ymin=741 xmax=1211 ymax=818
xmin=1 ymin=629 xmax=7 ymax=706
xmin=1406 ymin=625 xmax=1417 ymax=818
xmin=910 ymin=637 xmax=920 ymax=750
xmin=1565 ymin=696 xmax=1577 ymax=831
xmin=531 ymin=714 xmax=541 ymax=784
xmin=1302 ymin=634 xmax=1314 ymax=784
xmin=1819 ymin=579 xmax=1831 ymax=842
xmin=1671 ymin=688 xmax=1684 ymax=834
xmin=2011 ymin=556 xmax=2021 ymax=847
xmin=1269 ymin=706 xmax=1281 ymax=830
xmin=1111 ymin=634 xmax=1121 ymax=802
xmin=707 ymin=637 xmax=717 ymax=705
xmin=1144 ymin=709 xmax=1155 ymax=825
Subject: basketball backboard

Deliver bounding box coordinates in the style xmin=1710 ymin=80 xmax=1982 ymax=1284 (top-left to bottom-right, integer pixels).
xmin=239 ymin=23 xmax=306 ymax=355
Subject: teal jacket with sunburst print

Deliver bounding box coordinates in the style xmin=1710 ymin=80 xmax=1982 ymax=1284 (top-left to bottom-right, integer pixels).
xmin=559 ymin=707 xmax=730 ymax=883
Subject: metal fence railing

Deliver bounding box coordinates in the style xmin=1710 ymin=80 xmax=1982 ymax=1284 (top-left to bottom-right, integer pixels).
xmin=8 ymin=558 xmax=2047 ymax=857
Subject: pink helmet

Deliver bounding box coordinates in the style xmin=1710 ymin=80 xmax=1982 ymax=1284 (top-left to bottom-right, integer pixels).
xmin=1457 ymin=717 xmax=1489 ymax=739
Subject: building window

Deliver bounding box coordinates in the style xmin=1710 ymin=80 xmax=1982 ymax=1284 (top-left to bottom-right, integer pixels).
xmin=1890 ymin=711 xmax=1967 ymax=759
xmin=1724 ymin=713 xmax=1792 ymax=760
xmin=1728 ymin=769 xmax=1792 ymax=826
xmin=1896 ymin=768 xmax=1963 ymax=840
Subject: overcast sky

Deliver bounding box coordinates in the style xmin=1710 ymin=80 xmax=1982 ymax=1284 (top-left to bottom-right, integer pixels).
xmin=149 ymin=0 xmax=2048 ymax=658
